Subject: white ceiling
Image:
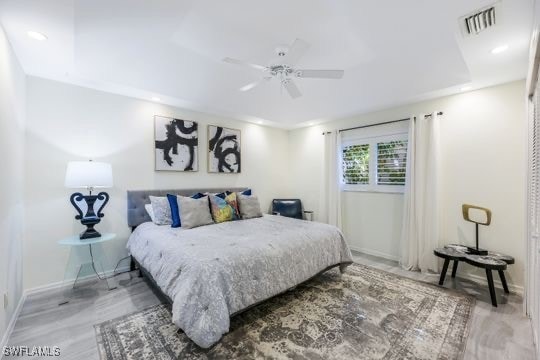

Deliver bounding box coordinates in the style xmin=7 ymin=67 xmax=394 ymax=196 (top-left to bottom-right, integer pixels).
xmin=0 ymin=0 xmax=534 ymax=128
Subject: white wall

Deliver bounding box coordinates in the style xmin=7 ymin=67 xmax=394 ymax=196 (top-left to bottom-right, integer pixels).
xmin=21 ymin=76 xmax=528 ymax=292
xmin=288 ymin=81 xmax=527 ymax=289
xmin=24 ymin=76 xmax=290 ymax=289
xmin=0 ymin=25 xmax=25 ymax=344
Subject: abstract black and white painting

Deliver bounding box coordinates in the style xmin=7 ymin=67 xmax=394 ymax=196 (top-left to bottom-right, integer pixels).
xmin=154 ymin=116 xmax=198 ymax=171
xmin=208 ymin=125 xmax=241 ymax=173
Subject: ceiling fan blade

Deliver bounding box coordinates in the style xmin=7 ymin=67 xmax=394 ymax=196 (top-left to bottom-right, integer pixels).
xmin=283 ymin=80 xmax=302 ymax=99
xmin=282 ymin=38 xmax=310 ymax=66
xmin=296 ymin=69 xmax=344 ymax=79
xmin=239 ymin=81 xmax=261 ymax=92
xmin=223 ymin=57 xmax=267 ymax=71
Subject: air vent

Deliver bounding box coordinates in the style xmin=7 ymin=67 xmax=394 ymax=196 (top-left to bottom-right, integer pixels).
xmin=462 ymin=5 xmax=497 ymax=36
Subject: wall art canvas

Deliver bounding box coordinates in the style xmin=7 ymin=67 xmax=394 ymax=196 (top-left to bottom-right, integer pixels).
xmin=154 ymin=116 xmax=198 ymax=171
xmin=208 ymin=125 xmax=241 ymax=173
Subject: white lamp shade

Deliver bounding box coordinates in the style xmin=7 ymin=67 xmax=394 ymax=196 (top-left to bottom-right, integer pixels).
xmin=65 ymin=161 xmax=113 ymax=189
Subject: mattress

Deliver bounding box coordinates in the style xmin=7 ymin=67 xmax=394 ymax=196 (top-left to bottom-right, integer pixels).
xmin=127 ymin=214 xmax=353 ymax=348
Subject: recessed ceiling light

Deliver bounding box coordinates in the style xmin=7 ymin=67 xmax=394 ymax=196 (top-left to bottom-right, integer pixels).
xmin=151 ymin=97 xmax=161 ymax=102
xmin=27 ymin=31 xmax=48 ymax=41
xmin=257 ymin=120 xmax=263 ymax=124
xmin=460 ymin=86 xmax=472 ymax=92
xmin=491 ymin=45 xmax=508 ymax=54
xmin=240 ymin=83 xmax=258 ymax=92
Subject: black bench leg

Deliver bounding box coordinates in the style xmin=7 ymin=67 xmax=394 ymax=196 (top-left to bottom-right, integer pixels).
xmin=451 ymin=260 xmax=459 ymax=278
xmin=439 ymin=258 xmax=450 ymax=285
xmin=486 ymin=269 xmax=497 ymax=307
xmin=498 ymin=270 xmax=510 ymax=294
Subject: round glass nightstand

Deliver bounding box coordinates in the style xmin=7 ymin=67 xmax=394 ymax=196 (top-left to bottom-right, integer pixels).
xmin=58 ymin=233 xmax=118 ymax=305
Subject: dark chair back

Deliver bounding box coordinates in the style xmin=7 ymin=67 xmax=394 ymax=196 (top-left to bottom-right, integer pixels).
xmin=272 ymin=199 xmax=303 ymax=219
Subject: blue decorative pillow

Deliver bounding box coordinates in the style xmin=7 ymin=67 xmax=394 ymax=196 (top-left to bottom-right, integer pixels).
xmin=167 ymin=192 xmax=206 ymax=228
xmin=215 ymin=192 xmax=226 ymax=199
xmin=226 ymin=189 xmax=251 ymax=196
xmin=204 ymin=192 xmax=226 ymax=199
xmin=191 ymin=192 xmax=205 ymax=199
xmin=167 ymin=194 xmax=181 ymax=228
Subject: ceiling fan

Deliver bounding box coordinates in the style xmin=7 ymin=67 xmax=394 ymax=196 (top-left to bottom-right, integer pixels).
xmin=223 ymin=38 xmax=344 ymax=99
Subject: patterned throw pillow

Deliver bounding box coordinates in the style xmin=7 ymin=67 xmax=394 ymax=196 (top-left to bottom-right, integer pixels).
xmin=149 ymin=196 xmax=172 ymax=225
xmin=209 ymin=194 xmax=238 ymax=223
xmin=225 ymin=192 xmax=240 ymax=219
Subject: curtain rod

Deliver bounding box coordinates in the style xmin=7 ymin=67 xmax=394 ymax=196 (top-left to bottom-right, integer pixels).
xmin=321 ymin=112 xmax=443 ymax=135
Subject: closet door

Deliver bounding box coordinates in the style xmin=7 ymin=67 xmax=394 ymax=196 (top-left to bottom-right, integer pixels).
xmin=527 ymin=81 xmax=540 ymax=348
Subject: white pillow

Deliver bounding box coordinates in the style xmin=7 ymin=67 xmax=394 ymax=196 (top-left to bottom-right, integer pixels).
xmin=237 ymin=194 xmax=263 ymax=219
xmin=145 ymin=204 xmax=156 ymax=223
xmin=149 ymin=196 xmax=172 ymax=225
xmin=178 ymin=195 xmax=214 ymax=229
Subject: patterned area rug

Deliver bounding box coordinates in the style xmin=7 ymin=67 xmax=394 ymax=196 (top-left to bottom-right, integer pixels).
xmin=95 ymin=264 xmax=474 ymax=360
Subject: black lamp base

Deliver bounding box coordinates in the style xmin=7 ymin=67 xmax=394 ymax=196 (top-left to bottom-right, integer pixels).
xmin=70 ymin=192 xmax=110 ymax=240
xmin=79 ymin=224 xmax=102 ymax=240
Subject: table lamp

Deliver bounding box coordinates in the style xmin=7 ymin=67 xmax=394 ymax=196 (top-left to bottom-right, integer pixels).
xmin=65 ymin=160 xmax=113 ymax=239
xmin=462 ymin=204 xmax=491 ymax=255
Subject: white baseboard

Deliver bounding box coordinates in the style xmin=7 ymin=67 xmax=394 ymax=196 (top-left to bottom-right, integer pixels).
xmin=462 ymin=272 xmax=524 ymax=295
xmin=349 ymin=246 xmax=400 ymax=262
xmin=0 ymin=292 xmax=26 ymax=359
xmin=25 ymin=266 xmax=131 ymax=297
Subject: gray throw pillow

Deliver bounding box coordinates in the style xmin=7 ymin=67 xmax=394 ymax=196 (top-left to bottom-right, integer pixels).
xmin=149 ymin=196 xmax=172 ymax=225
xmin=238 ymin=194 xmax=263 ymax=219
xmin=178 ymin=195 xmax=214 ymax=229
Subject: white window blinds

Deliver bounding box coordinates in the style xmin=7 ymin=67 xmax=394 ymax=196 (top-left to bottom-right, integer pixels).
xmin=377 ymin=140 xmax=408 ymax=185
xmin=342 ymin=144 xmax=370 ymax=184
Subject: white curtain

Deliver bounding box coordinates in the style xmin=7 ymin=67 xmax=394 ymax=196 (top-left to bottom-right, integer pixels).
xmin=400 ymin=113 xmax=441 ymax=272
xmin=320 ymin=131 xmax=343 ymax=228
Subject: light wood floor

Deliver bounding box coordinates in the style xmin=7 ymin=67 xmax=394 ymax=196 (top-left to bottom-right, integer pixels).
xmin=6 ymin=252 xmax=536 ymax=359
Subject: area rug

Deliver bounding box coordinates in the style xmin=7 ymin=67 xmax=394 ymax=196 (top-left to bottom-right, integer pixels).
xmin=95 ymin=263 xmax=474 ymax=360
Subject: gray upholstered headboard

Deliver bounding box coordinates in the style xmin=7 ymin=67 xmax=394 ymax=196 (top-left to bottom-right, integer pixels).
xmin=127 ymin=187 xmax=249 ymax=228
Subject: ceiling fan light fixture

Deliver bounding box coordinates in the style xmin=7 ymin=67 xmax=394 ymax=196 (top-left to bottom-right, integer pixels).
xmin=275 ymin=46 xmax=289 ymax=57
xmin=491 ymin=45 xmax=508 ymax=54
xmin=223 ymin=38 xmax=344 ymax=99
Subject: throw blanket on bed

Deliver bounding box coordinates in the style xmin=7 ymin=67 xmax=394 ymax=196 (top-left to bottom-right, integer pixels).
xmin=127 ymin=214 xmax=353 ymax=348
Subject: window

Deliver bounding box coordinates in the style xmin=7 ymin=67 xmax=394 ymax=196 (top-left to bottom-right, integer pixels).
xmin=377 ymin=140 xmax=407 ymax=186
xmin=342 ymin=144 xmax=370 ymax=184
xmin=341 ymin=133 xmax=408 ymax=192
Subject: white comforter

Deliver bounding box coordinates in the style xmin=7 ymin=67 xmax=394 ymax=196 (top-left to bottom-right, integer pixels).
xmin=127 ymin=214 xmax=353 ymax=348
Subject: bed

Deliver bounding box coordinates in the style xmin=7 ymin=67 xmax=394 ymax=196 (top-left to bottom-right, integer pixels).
xmin=126 ymin=188 xmax=353 ymax=348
